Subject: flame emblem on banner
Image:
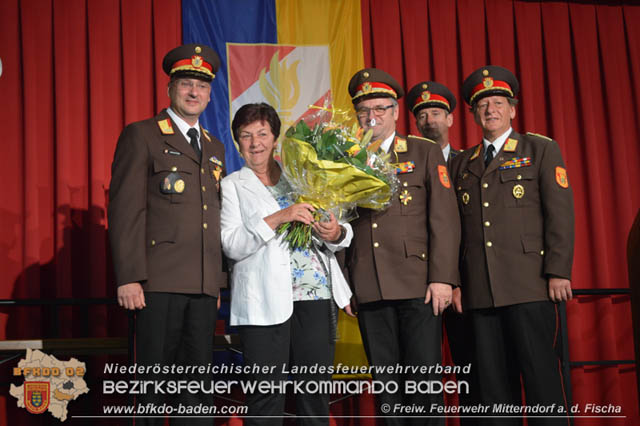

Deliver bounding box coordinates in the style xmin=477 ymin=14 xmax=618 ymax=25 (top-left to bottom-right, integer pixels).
xmin=259 ymin=52 xmax=300 ymax=130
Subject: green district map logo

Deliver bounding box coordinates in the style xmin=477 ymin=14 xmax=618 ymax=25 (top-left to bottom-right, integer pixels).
xmin=10 ymin=349 xmax=89 ymax=422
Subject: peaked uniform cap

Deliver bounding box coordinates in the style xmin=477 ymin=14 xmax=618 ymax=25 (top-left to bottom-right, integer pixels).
xmin=406 ymin=81 xmax=456 ymax=114
xmin=461 ymin=65 xmax=519 ymax=106
xmin=162 ymin=44 xmax=221 ymax=82
xmin=348 ymin=68 xmax=405 ymax=103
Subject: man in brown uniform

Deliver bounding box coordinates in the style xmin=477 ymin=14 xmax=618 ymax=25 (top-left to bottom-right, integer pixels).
xmin=108 ymin=44 xmax=226 ymax=425
xmin=406 ymin=81 xmax=461 ymax=165
xmin=450 ymin=65 xmax=574 ymax=425
xmin=407 ymin=81 xmax=475 ymax=425
xmin=345 ymin=68 xmax=460 ymax=425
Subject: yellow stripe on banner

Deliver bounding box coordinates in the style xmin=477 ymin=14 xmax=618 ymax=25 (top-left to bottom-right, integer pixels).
xmin=276 ymin=0 xmax=368 ymax=375
xmin=276 ymin=0 xmax=365 ymax=116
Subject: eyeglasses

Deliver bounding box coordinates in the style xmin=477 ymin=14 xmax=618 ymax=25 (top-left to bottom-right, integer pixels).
xmin=175 ymin=80 xmax=211 ymax=92
xmin=355 ymin=104 xmax=395 ymax=118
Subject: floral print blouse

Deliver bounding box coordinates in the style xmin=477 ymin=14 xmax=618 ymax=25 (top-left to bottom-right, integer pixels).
xmin=266 ymin=176 xmax=331 ymax=301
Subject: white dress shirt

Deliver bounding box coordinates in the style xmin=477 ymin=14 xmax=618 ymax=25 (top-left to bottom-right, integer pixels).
xmin=167 ymin=107 xmax=201 ymax=149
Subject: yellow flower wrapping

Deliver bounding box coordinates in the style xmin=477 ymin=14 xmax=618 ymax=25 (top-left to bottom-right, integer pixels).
xmin=280 ymin=137 xmax=393 ymax=211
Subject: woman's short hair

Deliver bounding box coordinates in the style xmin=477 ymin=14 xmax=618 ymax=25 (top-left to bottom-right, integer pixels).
xmin=231 ymin=103 xmax=281 ymax=142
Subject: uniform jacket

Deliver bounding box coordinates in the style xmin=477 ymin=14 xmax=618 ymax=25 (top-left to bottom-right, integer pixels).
xmin=448 ymin=147 xmax=461 ymax=168
xmin=108 ymin=109 xmax=227 ymax=296
xmin=346 ymin=134 xmax=461 ymax=304
xmin=449 ymin=131 xmax=574 ymax=309
xmin=220 ymin=167 xmax=353 ymax=326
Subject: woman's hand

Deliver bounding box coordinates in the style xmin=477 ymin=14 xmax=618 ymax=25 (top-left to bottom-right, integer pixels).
xmin=313 ymin=212 xmax=342 ymax=242
xmin=265 ymin=203 xmax=316 ymax=230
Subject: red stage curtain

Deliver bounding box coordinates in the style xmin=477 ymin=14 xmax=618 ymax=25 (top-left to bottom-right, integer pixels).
xmin=362 ymin=1 xmax=640 ymax=425
xmin=0 ymin=0 xmax=181 ymax=423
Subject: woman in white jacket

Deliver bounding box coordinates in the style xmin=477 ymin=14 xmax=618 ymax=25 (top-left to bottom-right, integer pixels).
xmin=221 ymin=103 xmax=353 ymax=426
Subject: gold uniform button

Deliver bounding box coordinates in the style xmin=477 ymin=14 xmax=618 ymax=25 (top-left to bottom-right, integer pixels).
xmin=540 ymin=250 xmax=545 ymax=255
xmin=373 ymin=242 xmax=380 ymax=248
xmin=482 ymin=183 xmax=489 ymax=189
xmin=201 ymin=168 xmax=205 ymax=174
xmin=203 ymin=204 xmax=208 ymax=211
xmin=403 ymin=182 xmax=408 ymax=187
xmin=457 ymin=186 xmax=462 ymax=191
xmin=163 ymin=149 xmax=168 ymax=154
xmin=203 ymin=223 xmax=208 ymax=230
xmin=486 ymin=241 xmax=493 ymax=247
xmin=372 ymin=223 xmax=378 ymax=229
xmin=151 ymin=240 xmax=156 ymax=246
xmin=201 ymin=185 xmax=206 ymax=192
xmin=171 ymin=166 xmax=177 ymax=172
xmin=484 ymin=221 xmax=491 ymax=227
xmin=517 ymin=174 xmax=522 ymax=180
xmin=421 ymin=253 xmax=426 ymax=259
xmin=483 ymin=202 xmax=490 ymax=207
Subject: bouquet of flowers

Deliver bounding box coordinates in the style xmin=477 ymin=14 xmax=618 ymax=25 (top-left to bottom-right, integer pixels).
xmin=276 ymin=107 xmax=399 ymax=249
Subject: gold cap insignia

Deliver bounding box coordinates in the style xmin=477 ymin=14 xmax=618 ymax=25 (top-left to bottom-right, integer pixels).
xmin=482 ymin=69 xmax=489 ymax=76
xmin=363 ymin=71 xmax=370 ymax=78
xmin=195 ymin=46 xmax=202 ymax=53
xmin=174 ymin=179 xmax=185 ymax=193
xmin=192 ymin=55 xmax=203 ymax=68
xmin=462 ymin=192 xmax=470 ymax=205
xmin=513 ymin=184 xmax=525 ymax=199
xmin=362 ymin=82 xmax=372 ymax=93
xmin=422 ymin=83 xmax=428 ymax=89
xmin=421 ymin=91 xmax=431 ymax=101
xmin=483 ymin=77 xmax=494 ymax=88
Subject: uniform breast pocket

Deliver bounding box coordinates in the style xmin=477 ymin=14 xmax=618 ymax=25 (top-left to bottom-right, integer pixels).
xmin=500 ymin=168 xmax=540 ymax=208
xmin=400 ymin=184 xmax=426 ymax=216
xmin=153 ymin=159 xmax=192 ymax=203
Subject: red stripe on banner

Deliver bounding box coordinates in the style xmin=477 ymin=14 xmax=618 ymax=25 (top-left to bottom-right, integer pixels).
xmin=228 ymin=44 xmax=296 ymax=99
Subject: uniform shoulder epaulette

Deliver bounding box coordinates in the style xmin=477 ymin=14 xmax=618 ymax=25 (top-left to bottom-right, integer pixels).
xmin=409 ymin=134 xmax=437 ymax=144
xmin=201 ymin=127 xmax=212 ymax=142
xmin=526 ymin=132 xmax=552 ymax=142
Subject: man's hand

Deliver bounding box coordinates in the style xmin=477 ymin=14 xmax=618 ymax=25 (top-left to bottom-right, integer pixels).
xmin=343 ymin=296 xmax=358 ymax=317
xmin=117 ymin=282 xmax=146 ymax=310
xmin=424 ymin=282 xmax=453 ymax=316
xmin=548 ymin=278 xmax=572 ymax=303
xmin=451 ymin=287 xmax=463 ymax=313
xmin=312 ymin=212 xmax=342 ymax=242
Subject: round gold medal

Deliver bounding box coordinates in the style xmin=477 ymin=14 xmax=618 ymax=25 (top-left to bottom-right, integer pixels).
xmin=513 ymin=184 xmax=525 ymax=199
xmin=174 ymin=179 xmax=185 ymax=193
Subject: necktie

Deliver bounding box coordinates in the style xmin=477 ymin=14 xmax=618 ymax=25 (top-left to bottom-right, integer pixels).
xmin=187 ymin=127 xmax=201 ymax=161
xmin=484 ymin=144 xmax=495 ymax=168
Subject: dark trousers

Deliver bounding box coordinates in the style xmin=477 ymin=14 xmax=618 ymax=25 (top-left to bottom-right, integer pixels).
xmin=239 ymin=299 xmax=335 ymax=426
xmin=444 ymin=309 xmax=477 ymax=426
xmin=358 ymin=298 xmax=444 ymax=426
xmin=134 ymin=292 xmax=218 ymax=426
xmin=469 ymin=301 xmax=570 ymax=426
